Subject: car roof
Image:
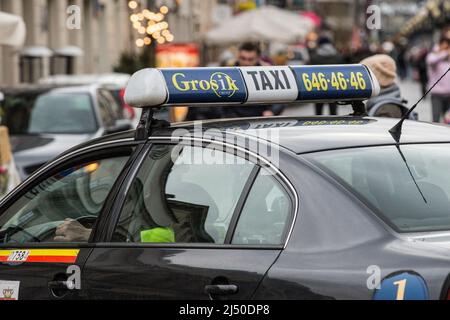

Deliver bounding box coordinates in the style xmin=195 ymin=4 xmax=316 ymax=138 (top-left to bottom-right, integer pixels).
xmin=0 ymin=84 xmax=60 ymax=95
xmin=0 ymin=84 xmax=103 ymax=96
xmin=70 ymin=116 xmax=450 ymax=156
xmin=39 ymin=73 xmax=130 ymax=87
xmin=49 ymin=84 xmax=104 ymax=94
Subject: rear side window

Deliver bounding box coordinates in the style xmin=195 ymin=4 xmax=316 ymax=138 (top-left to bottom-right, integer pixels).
xmin=232 ymin=170 xmax=291 ymax=245
xmin=113 ymin=145 xmax=255 ymax=244
xmin=306 ymin=144 xmax=450 ymax=233
xmin=112 ymin=144 xmax=292 ymax=246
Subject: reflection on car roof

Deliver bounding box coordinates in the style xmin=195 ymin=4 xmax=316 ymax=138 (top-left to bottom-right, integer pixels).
xmin=73 ymin=116 xmax=450 ymax=156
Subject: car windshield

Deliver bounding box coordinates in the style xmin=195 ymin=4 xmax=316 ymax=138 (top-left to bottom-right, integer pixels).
xmin=1 ymin=92 xmax=97 ymax=134
xmin=306 ymin=144 xmax=450 ymax=233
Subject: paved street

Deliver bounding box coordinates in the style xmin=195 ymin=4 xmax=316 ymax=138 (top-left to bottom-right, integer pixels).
xmin=283 ymin=80 xmax=434 ymax=123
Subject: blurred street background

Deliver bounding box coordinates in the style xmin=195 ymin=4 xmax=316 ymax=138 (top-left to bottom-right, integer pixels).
xmin=1 ymin=0 xmax=449 ymax=121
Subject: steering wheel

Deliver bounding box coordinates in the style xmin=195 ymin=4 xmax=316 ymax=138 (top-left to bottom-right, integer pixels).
xmin=75 ymin=215 xmax=98 ymax=229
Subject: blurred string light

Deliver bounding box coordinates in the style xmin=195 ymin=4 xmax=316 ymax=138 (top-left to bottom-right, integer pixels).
xmin=128 ymin=0 xmax=175 ymax=48
xmin=396 ymin=0 xmax=450 ymax=38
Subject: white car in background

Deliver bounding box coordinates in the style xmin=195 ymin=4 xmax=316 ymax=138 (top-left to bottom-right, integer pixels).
xmin=39 ymin=73 xmax=139 ymax=123
xmin=1 ymin=84 xmax=133 ymax=179
xmin=39 ymin=73 xmax=172 ymax=125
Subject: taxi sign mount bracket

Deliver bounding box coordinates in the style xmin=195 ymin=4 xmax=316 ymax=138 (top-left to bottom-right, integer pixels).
xmin=349 ymin=101 xmax=368 ymax=117
xmin=135 ymin=108 xmax=170 ymax=141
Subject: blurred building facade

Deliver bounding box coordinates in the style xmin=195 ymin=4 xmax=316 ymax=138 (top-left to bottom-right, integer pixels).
xmin=163 ymin=0 xmax=217 ymax=42
xmin=0 ymin=0 xmax=139 ymax=86
xmin=0 ymin=0 xmax=222 ymax=86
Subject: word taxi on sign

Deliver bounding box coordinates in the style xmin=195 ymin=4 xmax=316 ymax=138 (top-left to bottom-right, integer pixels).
xmin=124 ymin=64 xmax=380 ymax=108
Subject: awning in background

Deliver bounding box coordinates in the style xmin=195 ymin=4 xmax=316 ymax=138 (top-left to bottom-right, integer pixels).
xmin=205 ymin=6 xmax=315 ymax=44
xmin=0 ymin=11 xmax=26 ymax=47
xmin=21 ymin=46 xmax=53 ymax=57
xmin=53 ymin=46 xmax=84 ymax=57
xmin=300 ymin=11 xmax=322 ymax=28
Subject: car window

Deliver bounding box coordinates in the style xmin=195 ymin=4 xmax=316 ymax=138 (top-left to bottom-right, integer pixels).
xmin=232 ymin=169 xmax=292 ymax=245
xmin=1 ymin=92 xmax=98 ymax=134
xmin=103 ymin=89 xmax=124 ymax=119
xmin=0 ymin=153 xmax=131 ymax=244
xmin=1 ymin=91 xmax=41 ymax=134
xmin=112 ymin=145 xmax=256 ymax=244
xmin=30 ymin=93 xmax=98 ymax=134
xmin=306 ymin=144 xmax=450 ymax=233
xmin=97 ymin=91 xmax=116 ymax=127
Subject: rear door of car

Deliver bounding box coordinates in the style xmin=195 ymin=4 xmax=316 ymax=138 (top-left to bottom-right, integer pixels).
xmin=83 ymin=138 xmax=296 ymax=300
xmin=0 ymin=140 xmax=142 ymax=300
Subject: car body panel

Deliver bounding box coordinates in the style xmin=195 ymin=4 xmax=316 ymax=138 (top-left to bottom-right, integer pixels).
xmin=83 ymin=247 xmax=281 ymax=300
xmin=252 ymin=153 xmax=450 ymax=299
xmin=0 ymin=247 xmax=93 ymax=299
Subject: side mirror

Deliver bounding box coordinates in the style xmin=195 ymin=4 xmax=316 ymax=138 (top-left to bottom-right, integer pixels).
xmin=0 ymin=92 xmax=4 ymax=102
xmin=105 ymin=119 xmax=133 ymax=135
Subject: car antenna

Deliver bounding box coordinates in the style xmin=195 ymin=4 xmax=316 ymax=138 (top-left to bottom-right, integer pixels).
xmin=389 ymin=67 xmax=450 ymax=143
xmin=394 ymin=144 xmax=428 ymax=204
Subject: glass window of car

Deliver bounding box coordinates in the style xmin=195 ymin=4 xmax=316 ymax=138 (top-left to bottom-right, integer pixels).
xmin=1 ymin=91 xmax=98 ymax=134
xmin=113 ymin=145 xmax=256 ymax=244
xmin=1 ymin=91 xmax=42 ymax=134
xmin=29 ymin=93 xmax=98 ymax=134
xmin=306 ymin=144 xmax=450 ymax=233
xmin=97 ymin=90 xmax=119 ymax=127
xmin=0 ymin=152 xmax=131 ymax=244
xmin=102 ymin=89 xmax=125 ymax=119
xmin=232 ymin=169 xmax=292 ymax=245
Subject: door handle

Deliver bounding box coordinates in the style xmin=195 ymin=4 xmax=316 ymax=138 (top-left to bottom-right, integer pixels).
xmin=204 ymin=284 xmax=238 ymax=296
xmin=48 ymin=280 xmax=75 ymax=290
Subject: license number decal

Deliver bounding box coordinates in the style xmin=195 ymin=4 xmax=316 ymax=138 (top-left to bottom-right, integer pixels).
xmin=7 ymin=250 xmax=30 ymax=263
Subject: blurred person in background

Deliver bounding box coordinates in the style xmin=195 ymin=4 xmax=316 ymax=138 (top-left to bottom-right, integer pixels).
xmin=426 ymin=36 xmax=450 ymax=123
xmin=184 ymin=51 xmax=235 ymax=121
xmin=310 ymin=36 xmax=343 ymax=115
xmin=222 ymin=42 xmax=282 ymax=118
xmin=410 ymin=45 xmax=430 ymax=97
xmin=396 ymin=42 xmax=409 ymax=81
xmin=361 ymin=54 xmax=405 ymax=118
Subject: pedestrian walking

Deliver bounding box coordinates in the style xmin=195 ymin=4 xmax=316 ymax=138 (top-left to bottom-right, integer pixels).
xmin=222 ymin=42 xmax=280 ymax=118
xmin=310 ymin=37 xmax=343 ymax=115
xmin=361 ymin=54 xmax=406 ymax=118
xmin=427 ymin=37 xmax=450 ymax=123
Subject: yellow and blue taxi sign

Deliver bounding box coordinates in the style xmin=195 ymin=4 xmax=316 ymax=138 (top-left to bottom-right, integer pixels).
xmin=124 ymin=65 xmax=380 ymax=108
xmin=373 ymin=272 xmax=430 ymax=300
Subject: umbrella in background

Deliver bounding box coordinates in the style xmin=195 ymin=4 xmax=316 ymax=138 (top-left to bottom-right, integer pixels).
xmin=0 ymin=11 xmax=26 ymax=47
xmin=205 ymin=6 xmax=315 ymax=44
xmin=300 ymin=11 xmax=322 ymax=28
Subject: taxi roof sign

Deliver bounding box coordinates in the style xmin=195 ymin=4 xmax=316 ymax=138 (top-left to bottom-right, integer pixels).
xmin=124 ymin=65 xmax=380 ymax=108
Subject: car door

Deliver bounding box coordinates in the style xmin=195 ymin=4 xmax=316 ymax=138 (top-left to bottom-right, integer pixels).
xmin=0 ymin=144 xmax=138 ymax=300
xmin=83 ymin=140 xmax=295 ymax=300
